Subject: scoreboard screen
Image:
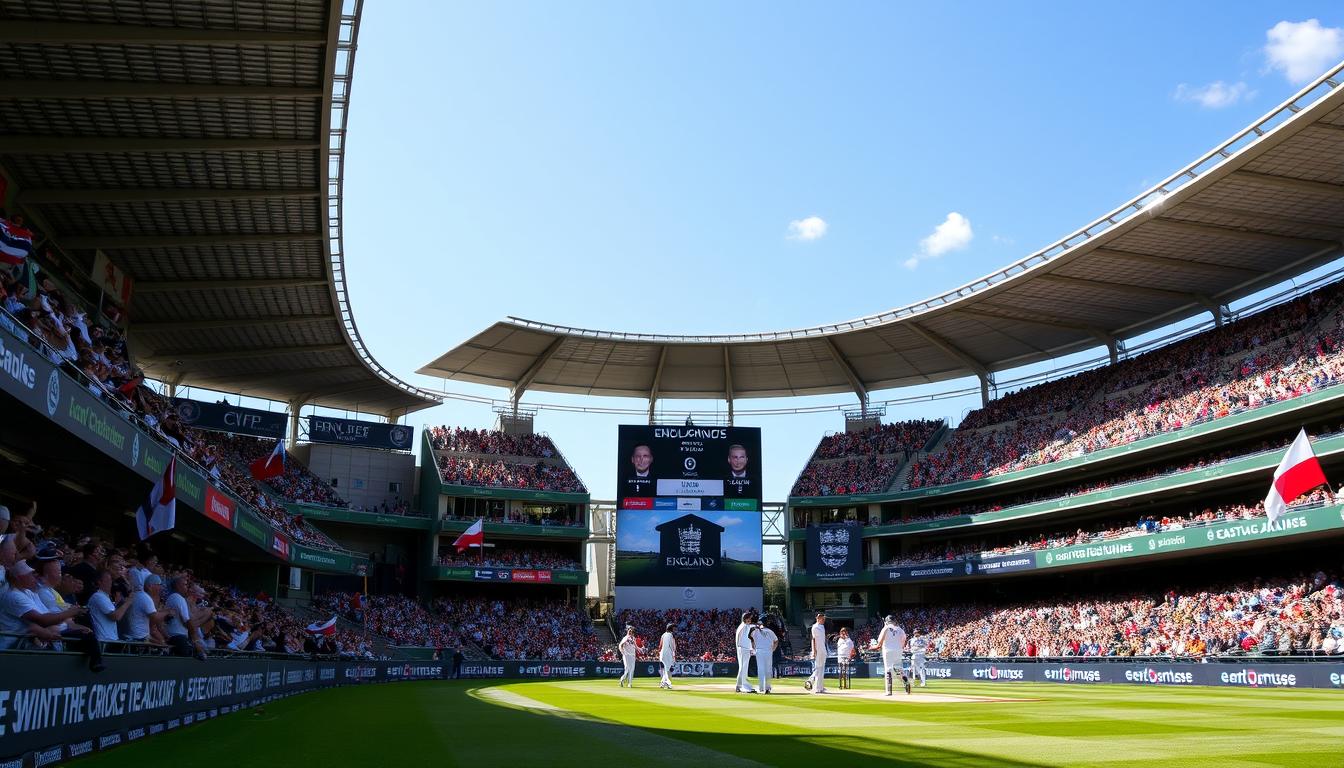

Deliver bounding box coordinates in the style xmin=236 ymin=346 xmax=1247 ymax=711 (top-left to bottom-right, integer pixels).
xmin=615 ymin=425 xmax=762 ymax=512
xmin=614 ymin=425 xmax=763 ymax=611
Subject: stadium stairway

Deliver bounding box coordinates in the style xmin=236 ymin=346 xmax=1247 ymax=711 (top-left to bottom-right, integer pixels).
xmin=594 ymin=618 xmax=616 ymax=647
xmin=886 ymin=425 xmax=953 ymax=493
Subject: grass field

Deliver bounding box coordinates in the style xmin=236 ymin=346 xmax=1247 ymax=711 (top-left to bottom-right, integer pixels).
xmin=70 ymin=677 xmax=1344 ymax=767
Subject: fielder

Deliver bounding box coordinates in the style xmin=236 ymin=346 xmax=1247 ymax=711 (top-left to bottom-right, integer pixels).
xmin=657 ymin=623 xmax=677 ymax=689
xmin=751 ymin=618 xmax=778 ymax=693
xmin=807 ymin=611 xmax=828 ymax=694
xmin=877 ymin=615 xmax=912 ymax=696
xmin=618 ymin=625 xmax=638 ymax=687
xmin=909 ymin=629 xmax=928 ymax=687
xmin=734 ymin=612 xmax=757 ymax=693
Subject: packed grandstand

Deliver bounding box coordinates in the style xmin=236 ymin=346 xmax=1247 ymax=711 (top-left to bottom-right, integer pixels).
xmin=3 ymin=3 xmax=1344 ymax=764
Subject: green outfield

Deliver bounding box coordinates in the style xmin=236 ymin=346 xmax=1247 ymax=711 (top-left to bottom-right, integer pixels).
xmin=69 ymin=677 xmax=1343 ymax=767
xmin=615 ymin=555 xmax=762 ymax=586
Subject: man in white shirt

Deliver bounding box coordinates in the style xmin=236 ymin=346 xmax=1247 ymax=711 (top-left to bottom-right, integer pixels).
xmin=836 ymin=627 xmax=855 ymax=689
xmin=618 ymin=625 xmax=639 ymax=687
xmin=121 ymin=573 xmax=167 ymax=643
xmin=877 ymin=615 xmax=911 ymax=696
xmin=0 ymin=561 xmax=62 ymax=649
xmin=657 ymin=623 xmax=677 ymax=689
xmin=87 ymin=568 xmax=131 ymax=643
xmin=807 ymin=612 xmax=828 ymax=694
xmin=751 ymin=619 xmax=778 ymax=693
xmin=910 ymin=629 xmax=928 ymax=687
xmin=734 ymin=612 xmax=757 ymax=693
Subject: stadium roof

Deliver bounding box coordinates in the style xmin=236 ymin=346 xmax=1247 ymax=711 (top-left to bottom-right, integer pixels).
xmin=421 ymin=61 xmax=1344 ymax=409
xmin=0 ymin=0 xmax=439 ymax=419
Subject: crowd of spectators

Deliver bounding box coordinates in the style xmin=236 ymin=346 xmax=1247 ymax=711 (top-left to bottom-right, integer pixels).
xmin=791 ymin=420 xmax=943 ymax=497
xmin=907 ymin=281 xmax=1344 ymax=489
xmin=212 ymin=433 xmax=347 ymax=508
xmin=856 ymin=569 xmax=1344 ymax=658
xmin=810 ymin=420 xmax=943 ymax=460
xmin=897 ymin=427 xmax=1343 ymax=527
xmin=429 ymin=426 xmax=558 ymax=458
xmin=437 ymin=545 xmax=582 ymax=570
xmin=318 ymin=592 xmax=464 ymax=649
xmin=875 ymin=489 xmax=1334 ymax=569
xmin=791 ymin=457 xmax=900 ymax=497
xmin=604 ymin=607 xmax=750 ymax=662
xmin=436 ymin=455 xmax=585 ymax=493
xmin=430 ymin=596 xmax=602 ymax=660
xmin=0 ymin=516 xmax=375 ymax=661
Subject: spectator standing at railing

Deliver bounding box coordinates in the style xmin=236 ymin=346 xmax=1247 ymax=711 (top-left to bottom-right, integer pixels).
xmin=87 ymin=568 xmax=131 ymax=643
xmin=121 ymin=573 xmax=167 ymax=643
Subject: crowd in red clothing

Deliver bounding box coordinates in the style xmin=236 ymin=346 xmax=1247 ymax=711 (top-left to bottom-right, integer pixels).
xmin=431 ymin=597 xmax=602 ymax=660
xmin=810 ymin=420 xmax=943 ymax=460
xmin=317 ymin=593 xmax=465 ymax=649
xmin=437 ymin=545 xmax=582 ymax=570
xmin=212 ymin=433 xmax=348 ymax=508
xmin=856 ymin=569 xmax=1344 ymax=658
xmin=428 ymin=426 xmax=559 ymax=458
xmin=436 ymin=455 xmax=585 ymax=493
xmin=877 ymin=489 xmax=1334 ymax=568
xmin=791 ymin=420 xmax=943 ymax=497
xmin=907 ymin=281 xmax=1344 ymax=489
xmin=605 ymin=608 xmax=748 ymax=662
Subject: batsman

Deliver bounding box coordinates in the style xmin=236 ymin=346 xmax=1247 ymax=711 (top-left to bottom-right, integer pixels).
xmin=876 ymin=615 xmax=912 ymax=696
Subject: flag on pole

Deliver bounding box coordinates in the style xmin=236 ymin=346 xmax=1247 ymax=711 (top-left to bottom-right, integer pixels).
xmin=306 ymin=616 xmax=338 ymax=636
xmin=0 ymin=218 xmax=34 ymax=266
xmin=250 ymin=439 xmax=286 ymax=481
xmin=453 ymin=518 xmax=484 ymax=553
xmin=136 ymin=456 xmax=177 ymax=540
xmin=1265 ymin=428 xmax=1328 ymax=524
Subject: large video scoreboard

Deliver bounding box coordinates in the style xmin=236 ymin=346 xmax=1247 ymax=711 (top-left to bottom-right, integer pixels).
xmin=615 ymin=425 xmax=763 ymax=611
xmin=615 ymin=425 xmax=763 ymax=512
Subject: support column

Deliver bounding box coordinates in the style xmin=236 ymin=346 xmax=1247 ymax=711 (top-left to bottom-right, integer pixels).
xmin=287 ymin=397 xmax=305 ymax=450
xmin=978 ymin=373 xmax=996 ymax=407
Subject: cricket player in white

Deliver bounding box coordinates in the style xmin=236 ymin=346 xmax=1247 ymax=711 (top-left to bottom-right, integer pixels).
xmin=910 ymin=629 xmax=928 ymax=687
xmin=836 ymin=627 xmax=855 ymax=689
xmin=807 ymin=612 xmax=828 ymax=694
xmin=877 ymin=615 xmax=912 ymax=696
xmin=618 ymin=625 xmax=638 ymax=687
xmin=734 ymin=612 xmax=756 ymax=693
xmin=657 ymin=623 xmax=677 ymax=689
xmin=751 ymin=619 xmax=778 ymax=693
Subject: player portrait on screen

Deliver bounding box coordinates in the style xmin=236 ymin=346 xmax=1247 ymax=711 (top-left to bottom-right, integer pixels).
xmin=624 ymin=443 xmax=655 ymax=495
xmin=725 ymin=443 xmax=752 ymax=497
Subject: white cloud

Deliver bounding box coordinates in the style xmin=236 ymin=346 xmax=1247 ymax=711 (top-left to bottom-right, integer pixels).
xmin=905 ymin=212 xmax=973 ymax=269
xmin=991 ymin=234 xmax=1015 ymax=246
xmin=1173 ymin=80 xmax=1254 ymax=109
xmin=1265 ymin=19 xmax=1344 ymax=84
xmin=714 ymin=515 xmax=742 ymax=528
xmin=786 ymin=215 xmax=828 ymax=241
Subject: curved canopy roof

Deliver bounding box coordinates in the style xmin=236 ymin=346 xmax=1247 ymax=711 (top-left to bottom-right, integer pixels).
xmin=421 ymin=62 xmax=1344 ymax=404
xmin=0 ymin=0 xmax=438 ymax=418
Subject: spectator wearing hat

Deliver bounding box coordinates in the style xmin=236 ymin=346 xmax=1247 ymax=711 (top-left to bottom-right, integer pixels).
xmin=0 ymin=560 xmax=103 ymax=671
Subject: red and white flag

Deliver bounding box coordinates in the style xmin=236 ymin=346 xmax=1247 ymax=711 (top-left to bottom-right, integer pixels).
xmin=250 ymin=439 xmax=286 ymax=481
xmin=137 ymin=456 xmax=177 ymax=540
xmin=0 ymin=218 xmax=34 ymax=266
xmin=1265 ymin=428 xmax=1328 ymax=524
xmin=453 ymin=518 xmax=484 ymax=553
xmin=306 ymin=616 xmax=338 ymax=636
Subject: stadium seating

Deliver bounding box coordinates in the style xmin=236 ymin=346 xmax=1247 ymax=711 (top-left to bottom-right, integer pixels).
xmin=436 ymin=545 xmax=582 ymax=570
xmin=875 ymin=490 xmax=1333 ymax=569
xmin=905 ymin=282 xmax=1344 ymax=489
xmin=791 ymin=420 xmax=942 ymax=497
xmin=435 ymin=454 xmax=585 ymax=493
xmin=431 ymin=596 xmax=602 ymax=660
xmin=212 ymin=433 xmax=349 ymax=508
xmin=0 ymin=521 xmax=375 ymax=658
xmin=429 ymin=426 xmax=560 ymax=458
xmin=853 ymin=568 xmax=1344 ymax=658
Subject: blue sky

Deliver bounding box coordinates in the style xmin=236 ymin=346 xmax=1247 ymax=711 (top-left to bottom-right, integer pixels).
xmin=617 ymin=511 xmax=762 ymax=563
xmin=183 ymin=4 xmax=1344 ymax=566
